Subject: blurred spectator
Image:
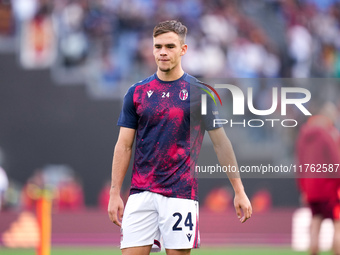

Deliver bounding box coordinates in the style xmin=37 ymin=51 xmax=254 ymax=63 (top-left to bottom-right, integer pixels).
xmin=287 ymin=24 xmax=312 ymax=78
xmin=98 ymin=181 xmax=110 ymax=211
xmin=54 ymin=175 xmax=84 ymax=211
xmin=12 ymin=0 xmax=38 ymax=22
xmin=21 ymin=170 xmax=44 ymax=211
xmin=0 ymin=166 xmax=9 ymax=211
xmin=57 ymin=1 xmax=88 ymax=67
xmin=302 ymin=0 xmax=340 ymax=12
xmin=227 ymin=37 xmax=269 ymax=78
xmin=19 ymin=0 xmax=56 ymax=69
xmin=204 ymin=186 xmax=232 ymax=212
xmin=4 ymin=180 xmax=21 ymax=210
xmin=296 ymin=102 xmax=340 ymax=255
xmin=21 ymin=166 xmax=85 ymax=211
xmin=251 ymin=189 xmax=272 ymax=213
xmin=0 ymin=0 xmax=14 ymax=36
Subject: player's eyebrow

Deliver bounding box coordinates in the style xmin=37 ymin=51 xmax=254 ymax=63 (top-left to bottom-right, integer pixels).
xmin=154 ymin=43 xmax=177 ymax=47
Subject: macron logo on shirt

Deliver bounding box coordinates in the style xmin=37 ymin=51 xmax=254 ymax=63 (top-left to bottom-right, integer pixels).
xmin=147 ymin=90 xmax=154 ymax=98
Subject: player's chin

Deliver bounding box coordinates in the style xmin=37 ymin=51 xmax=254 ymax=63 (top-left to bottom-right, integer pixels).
xmin=158 ymin=66 xmax=171 ymax=72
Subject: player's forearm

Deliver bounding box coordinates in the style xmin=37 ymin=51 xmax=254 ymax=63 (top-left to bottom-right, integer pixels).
xmin=213 ymin=138 xmax=245 ymax=194
xmin=110 ymin=143 xmax=132 ymax=195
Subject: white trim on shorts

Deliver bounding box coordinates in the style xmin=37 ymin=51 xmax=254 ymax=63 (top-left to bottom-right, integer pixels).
xmin=120 ymin=191 xmax=200 ymax=251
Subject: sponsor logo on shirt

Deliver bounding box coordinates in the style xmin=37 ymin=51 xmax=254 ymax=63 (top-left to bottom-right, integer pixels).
xmin=147 ymin=90 xmax=154 ymax=98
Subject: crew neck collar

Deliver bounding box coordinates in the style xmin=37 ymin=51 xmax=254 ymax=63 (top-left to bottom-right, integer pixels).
xmin=154 ymin=72 xmax=187 ymax=83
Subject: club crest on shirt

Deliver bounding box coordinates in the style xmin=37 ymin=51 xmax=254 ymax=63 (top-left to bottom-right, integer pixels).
xmin=179 ymin=89 xmax=188 ymax=101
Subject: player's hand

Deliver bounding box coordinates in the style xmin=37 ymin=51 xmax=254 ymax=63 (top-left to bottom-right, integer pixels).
xmin=108 ymin=193 xmax=124 ymax=227
xmin=234 ymin=191 xmax=252 ymax=223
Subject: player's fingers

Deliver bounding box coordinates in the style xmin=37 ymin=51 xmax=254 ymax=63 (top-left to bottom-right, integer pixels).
xmin=111 ymin=213 xmax=122 ymax=227
xmin=108 ymin=209 xmax=115 ymax=222
xmin=235 ymin=204 xmax=242 ymax=219
xmin=113 ymin=219 xmax=122 ymax=227
xmin=240 ymin=216 xmax=246 ymax=223
xmin=244 ymin=206 xmax=251 ymax=219
xmin=241 ymin=206 xmax=252 ymax=223
xmin=240 ymin=209 xmax=249 ymax=223
xmin=118 ymin=205 xmax=124 ymax=222
xmin=248 ymin=207 xmax=252 ymax=218
xmin=108 ymin=208 xmax=119 ymax=226
xmin=241 ymin=214 xmax=248 ymax=223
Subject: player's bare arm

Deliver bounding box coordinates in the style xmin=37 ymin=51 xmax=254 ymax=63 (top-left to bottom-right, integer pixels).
xmin=108 ymin=127 xmax=136 ymax=227
xmin=208 ymin=127 xmax=252 ymax=223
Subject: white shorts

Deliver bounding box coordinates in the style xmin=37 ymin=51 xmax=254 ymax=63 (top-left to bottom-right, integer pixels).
xmin=120 ymin=191 xmax=200 ymax=251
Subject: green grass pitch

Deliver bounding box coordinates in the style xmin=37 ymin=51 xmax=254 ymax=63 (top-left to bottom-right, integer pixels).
xmin=0 ymin=247 xmax=332 ymax=255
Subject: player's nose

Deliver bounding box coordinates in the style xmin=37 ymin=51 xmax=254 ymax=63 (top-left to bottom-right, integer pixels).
xmin=159 ymin=48 xmax=167 ymax=56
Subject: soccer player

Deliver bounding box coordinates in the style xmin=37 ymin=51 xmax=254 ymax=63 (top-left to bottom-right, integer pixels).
xmin=108 ymin=20 xmax=252 ymax=255
xmin=0 ymin=166 xmax=8 ymax=211
xmin=296 ymin=102 xmax=340 ymax=255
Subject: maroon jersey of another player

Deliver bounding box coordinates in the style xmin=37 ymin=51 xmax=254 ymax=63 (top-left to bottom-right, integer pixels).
xmin=296 ymin=115 xmax=340 ymax=203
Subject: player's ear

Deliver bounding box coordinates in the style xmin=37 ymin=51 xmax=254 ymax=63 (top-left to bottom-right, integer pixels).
xmin=180 ymin=44 xmax=188 ymax=56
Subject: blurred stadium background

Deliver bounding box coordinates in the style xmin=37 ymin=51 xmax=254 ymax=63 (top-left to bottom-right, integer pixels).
xmin=0 ymin=0 xmax=340 ymax=254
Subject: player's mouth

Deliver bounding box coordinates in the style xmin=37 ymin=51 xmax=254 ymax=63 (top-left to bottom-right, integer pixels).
xmin=159 ymin=59 xmax=170 ymax=62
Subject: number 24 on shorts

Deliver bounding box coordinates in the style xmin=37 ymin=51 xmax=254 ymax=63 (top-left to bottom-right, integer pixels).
xmin=172 ymin=212 xmax=194 ymax=231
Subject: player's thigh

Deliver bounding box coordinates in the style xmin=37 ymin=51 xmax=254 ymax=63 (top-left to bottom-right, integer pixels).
xmin=122 ymin=245 xmax=152 ymax=255
xmin=121 ymin=192 xmax=160 ymax=249
xmin=333 ymin=204 xmax=340 ymax=237
xmin=333 ymin=219 xmax=340 ymax=253
xmin=334 ymin=219 xmax=340 ymax=234
xmin=157 ymin=195 xmax=199 ymax=249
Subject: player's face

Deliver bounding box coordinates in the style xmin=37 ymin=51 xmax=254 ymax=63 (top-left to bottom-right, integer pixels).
xmin=153 ymin=32 xmax=187 ymax=73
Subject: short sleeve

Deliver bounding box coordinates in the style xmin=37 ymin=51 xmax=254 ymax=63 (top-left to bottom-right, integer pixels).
xmin=202 ymin=91 xmax=222 ymax=131
xmin=117 ymin=86 xmax=139 ymax=129
xmin=188 ymin=76 xmax=223 ymax=131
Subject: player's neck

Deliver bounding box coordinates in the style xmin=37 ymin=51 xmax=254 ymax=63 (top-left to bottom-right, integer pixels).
xmin=156 ymin=67 xmax=184 ymax=82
